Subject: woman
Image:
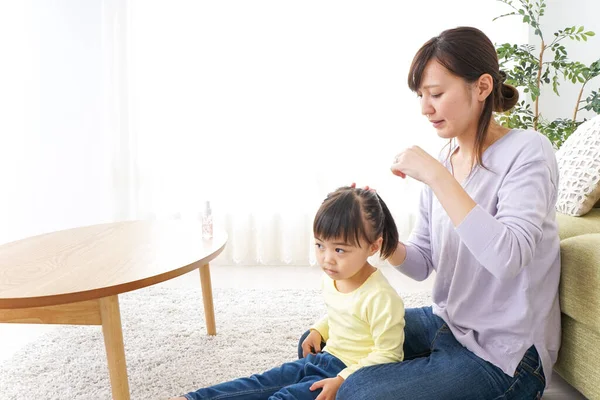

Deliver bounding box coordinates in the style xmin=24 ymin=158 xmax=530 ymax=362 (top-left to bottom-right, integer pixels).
xmin=300 ymin=26 xmax=561 ymax=399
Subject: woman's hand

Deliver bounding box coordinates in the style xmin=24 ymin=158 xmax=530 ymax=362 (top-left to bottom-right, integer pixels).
xmin=301 ymin=330 xmax=323 ymax=357
xmin=350 ymin=182 xmax=375 ymax=191
xmin=311 ymin=376 xmax=344 ymax=400
xmin=393 ymin=146 xmax=477 ymax=226
xmin=391 ymin=146 xmax=449 ymax=186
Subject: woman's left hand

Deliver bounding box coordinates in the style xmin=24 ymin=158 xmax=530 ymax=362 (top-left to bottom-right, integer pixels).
xmin=391 ymin=146 xmax=448 ymax=186
xmin=310 ymin=376 xmax=344 ymax=400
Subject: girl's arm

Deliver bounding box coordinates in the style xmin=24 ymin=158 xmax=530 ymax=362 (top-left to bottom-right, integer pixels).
xmin=310 ymin=314 xmax=329 ymax=342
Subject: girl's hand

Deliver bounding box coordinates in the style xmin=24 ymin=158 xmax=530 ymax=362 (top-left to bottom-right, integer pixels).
xmin=301 ymin=330 xmax=323 ymax=357
xmin=310 ymin=376 xmax=344 ymax=400
xmin=391 ymin=146 xmax=448 ymax=186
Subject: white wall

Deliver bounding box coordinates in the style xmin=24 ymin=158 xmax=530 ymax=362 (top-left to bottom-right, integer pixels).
xmin=530 ymin=0 xmax=600 ymax=121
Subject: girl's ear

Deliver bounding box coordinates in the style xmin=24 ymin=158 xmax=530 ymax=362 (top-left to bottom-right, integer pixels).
xmin=369 ymin=237 xmax=383 ymax=256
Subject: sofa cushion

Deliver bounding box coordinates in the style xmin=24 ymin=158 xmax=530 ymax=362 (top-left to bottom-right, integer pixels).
xmin=555 ymin=115 xmax=600 ymax=216
xmin=559 ymin=233 xmax=600 ymax=332
xmin=556 ymin=208 xmax=600 ymax=240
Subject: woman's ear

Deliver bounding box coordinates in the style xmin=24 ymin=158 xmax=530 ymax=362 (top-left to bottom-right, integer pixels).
xmin=476 ymin=73 xmax=494 ymax=102
xmin=369 ymin=237 xmax=383 ymax=256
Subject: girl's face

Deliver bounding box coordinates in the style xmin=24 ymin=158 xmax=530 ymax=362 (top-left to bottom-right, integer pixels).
xmin=417 ymin=60 xmax=484 ymax=140
xmin=314 ymin=236 xmax=380 ymax=282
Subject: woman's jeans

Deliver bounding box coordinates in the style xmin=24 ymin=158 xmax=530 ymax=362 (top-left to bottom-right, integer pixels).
xmin=296 ymin=306 xmax=546 ymax=400
xmin=182 ymin=351 xmax=346 ymax=400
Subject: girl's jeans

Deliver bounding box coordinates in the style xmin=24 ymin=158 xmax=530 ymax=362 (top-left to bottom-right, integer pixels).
xmin=182 ymin=351 xmax=346 ymax=400
xmin=296 ymin=306 xmax=546 ymax=400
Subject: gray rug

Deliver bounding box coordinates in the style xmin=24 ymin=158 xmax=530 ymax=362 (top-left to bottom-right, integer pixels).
xmin=0 ymin=286 xmax=431 ymax=400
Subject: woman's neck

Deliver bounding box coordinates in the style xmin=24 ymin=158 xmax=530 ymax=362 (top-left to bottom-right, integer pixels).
xmin=454 ymin=121 xmax=511 ymax=162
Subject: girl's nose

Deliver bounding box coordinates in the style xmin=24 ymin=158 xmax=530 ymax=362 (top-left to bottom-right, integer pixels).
xmin=323 ymin=250 xmax=335 ymax=265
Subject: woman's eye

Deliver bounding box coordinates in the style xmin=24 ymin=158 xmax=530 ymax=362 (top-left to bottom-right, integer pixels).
xmin=431 ymin=93 xmax=443 ymax=98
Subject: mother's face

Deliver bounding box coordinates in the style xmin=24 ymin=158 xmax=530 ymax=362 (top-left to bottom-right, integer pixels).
xmin=416 ymin=60 xmax=486 ymax=140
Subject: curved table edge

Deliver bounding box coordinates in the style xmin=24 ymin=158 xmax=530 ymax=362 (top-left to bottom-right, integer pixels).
xmin=0 ymin=241 xmax=227 ymax=309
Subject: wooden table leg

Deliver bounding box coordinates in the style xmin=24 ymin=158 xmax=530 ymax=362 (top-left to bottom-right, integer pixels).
xmin=99 ymin=295 xmax=130 ymax=400
xmin=199 ymin=263 xmax=216 ymax=335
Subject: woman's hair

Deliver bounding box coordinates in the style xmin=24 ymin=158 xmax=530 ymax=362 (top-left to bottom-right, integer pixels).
xmin=313 ymin=186 xmax=399 ymax=259
xmin=407 ymin=26 xmax=519 ymax=167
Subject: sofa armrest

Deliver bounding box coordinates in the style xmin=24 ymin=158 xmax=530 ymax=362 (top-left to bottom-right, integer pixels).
xmin=560 ymin=233 xmax=600 ymax=332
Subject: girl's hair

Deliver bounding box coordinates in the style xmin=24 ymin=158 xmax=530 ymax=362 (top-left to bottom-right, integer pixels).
xmin=407 ymin=26 xmax=519 ymax=167
xmin=313 ymin=186 xmax=399 ymax=259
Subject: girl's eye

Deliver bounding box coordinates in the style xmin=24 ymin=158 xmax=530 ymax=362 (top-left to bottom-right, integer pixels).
xmin=315 ymin=243 xmax=324 ymax=249
xmin=335 ymin=248 xmax=345 ymax=254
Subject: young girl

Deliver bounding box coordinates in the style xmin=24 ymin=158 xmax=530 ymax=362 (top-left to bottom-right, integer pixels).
xmin=172 ymin=186 xmax=406 ymax=400
xmin=322 ymin=26 xmax=560 ymax=400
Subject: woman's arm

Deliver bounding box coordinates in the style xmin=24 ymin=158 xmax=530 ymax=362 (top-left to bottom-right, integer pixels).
xmin=429 ymin=169 xmax=477 ymax=227
xmin=453 ymin=160 xmax=556 ymax=280
xmin=391 ymin=142 xmax=557 ymax=280
xmin=390 ymin=187 xmax=435 ymax=281
xmin=388 ymin=241 xmax=407 ymax=266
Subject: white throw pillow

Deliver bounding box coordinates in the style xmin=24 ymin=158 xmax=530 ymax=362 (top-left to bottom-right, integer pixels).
xmin=555 ymin=115 xmax=600 ymax=216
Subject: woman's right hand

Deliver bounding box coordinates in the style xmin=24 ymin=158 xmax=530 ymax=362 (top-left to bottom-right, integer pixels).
xmin=301 ymin=329 xmax=324 ymax=357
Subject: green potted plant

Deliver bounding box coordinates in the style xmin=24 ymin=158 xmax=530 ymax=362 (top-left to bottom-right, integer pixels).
xmin=493 ymin=0 xmax=600 ymax=148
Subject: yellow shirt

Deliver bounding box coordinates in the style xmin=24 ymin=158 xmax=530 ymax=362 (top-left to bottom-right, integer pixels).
xmin=311 ymin=269 xmax=405 ymax=379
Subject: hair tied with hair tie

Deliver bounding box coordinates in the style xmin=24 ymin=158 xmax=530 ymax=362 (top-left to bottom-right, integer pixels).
xmin=499 ymin=70 xmax=507 ymax=83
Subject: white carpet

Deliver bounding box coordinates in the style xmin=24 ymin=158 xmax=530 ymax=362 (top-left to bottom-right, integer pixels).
xmin=0 ymin=286 xmax=431 ymax=400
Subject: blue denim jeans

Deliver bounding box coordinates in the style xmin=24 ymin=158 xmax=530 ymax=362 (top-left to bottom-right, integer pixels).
xmin=182 ymin=351 xmax=347 ymax=400
xmin=297 ymin=306 xmax=545 ymax=400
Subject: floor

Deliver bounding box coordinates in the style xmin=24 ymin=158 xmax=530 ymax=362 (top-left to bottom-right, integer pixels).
xmin=0 ymin=265 xmax=588 ymax=399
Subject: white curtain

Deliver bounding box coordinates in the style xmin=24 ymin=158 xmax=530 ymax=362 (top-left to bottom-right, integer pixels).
xmin=0 ymin=1 xmax=526 ymax=266
xmin=0 ymin=1 xmax=116 ymax=244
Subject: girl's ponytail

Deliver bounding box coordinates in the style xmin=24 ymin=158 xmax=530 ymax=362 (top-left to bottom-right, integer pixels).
xmin=375 ymin=192 xmax=399 ymax=259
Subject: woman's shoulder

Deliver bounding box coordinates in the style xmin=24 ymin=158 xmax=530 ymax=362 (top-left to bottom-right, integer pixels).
xmin=491 ymin=128 xmax=556 ymax=165
xmin=507 ymin=128 xmax=553 ymax=146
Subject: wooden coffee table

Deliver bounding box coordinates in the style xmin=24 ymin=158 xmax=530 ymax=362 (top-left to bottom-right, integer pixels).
xmin=0 ymin=220 xmax=227 ymax=400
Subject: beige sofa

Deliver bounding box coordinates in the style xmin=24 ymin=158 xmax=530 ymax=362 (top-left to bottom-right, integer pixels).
xmin=554 ymin=207 xmax=600 ymax=399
